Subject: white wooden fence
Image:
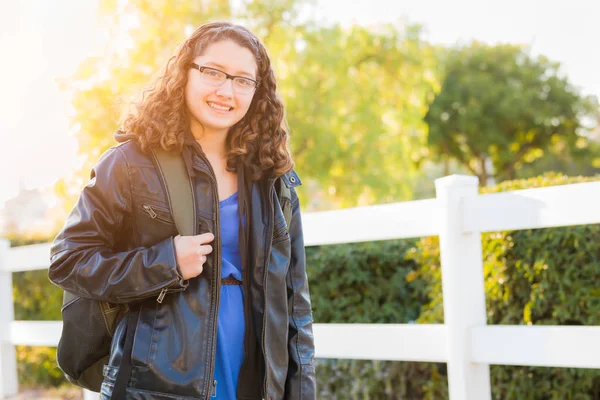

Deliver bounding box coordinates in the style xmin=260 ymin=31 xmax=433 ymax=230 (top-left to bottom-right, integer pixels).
xmin=1 ymin=174 xmax=599 ymax=399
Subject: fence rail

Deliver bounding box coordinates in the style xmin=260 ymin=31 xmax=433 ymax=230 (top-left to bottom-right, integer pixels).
xmin=1 ymin=174 xmax=599 ymax=400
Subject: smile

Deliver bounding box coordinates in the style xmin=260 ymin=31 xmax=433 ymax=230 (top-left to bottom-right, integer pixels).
xmin=207 ymin=101 xmax=233 ymax=111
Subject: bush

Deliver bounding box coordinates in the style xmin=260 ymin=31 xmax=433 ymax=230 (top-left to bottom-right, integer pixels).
xmin=8 ymin=236 xmax=68 ymax=388
xmin=411 ymin=172 xmax=600 ymax=399
xmin=307 ymin=239 xmax=448 ymax=399
xmin=13 ymin=269 xmax=65 ymax=388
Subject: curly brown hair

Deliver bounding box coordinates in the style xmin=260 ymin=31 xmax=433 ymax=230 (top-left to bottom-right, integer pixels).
xmin=121 ymin=21 xmax=293 ymax=180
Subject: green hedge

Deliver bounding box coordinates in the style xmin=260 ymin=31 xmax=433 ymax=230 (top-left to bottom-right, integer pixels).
xmin=8 ymin=237 xmax=67 ymax=388
xmin=410 ymin=173 xmax=600 ymax=399
xmin=307 ymin=239 xmax=449 ymax=399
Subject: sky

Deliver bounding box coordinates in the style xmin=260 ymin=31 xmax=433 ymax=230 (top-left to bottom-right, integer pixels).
xmin=0 ymin=0 xmax=599 ymax=208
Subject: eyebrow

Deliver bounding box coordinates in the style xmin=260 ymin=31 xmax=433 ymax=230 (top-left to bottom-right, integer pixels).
xmin=204 ymin=62 xmax=256 ymax=79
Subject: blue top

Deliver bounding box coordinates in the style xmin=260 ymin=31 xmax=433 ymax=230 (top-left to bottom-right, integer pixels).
xmin=213 ymin=192 xmax=245 ymax=399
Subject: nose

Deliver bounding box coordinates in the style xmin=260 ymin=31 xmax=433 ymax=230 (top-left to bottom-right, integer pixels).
xmin=216 ymin=78 xmax=234 ymax=97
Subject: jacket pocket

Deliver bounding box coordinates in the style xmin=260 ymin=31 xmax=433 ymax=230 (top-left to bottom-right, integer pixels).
xmin=130 ymin=301 xmax=159 ymax=369
xmin=272 ymin=207 xmax=289 ymax=244
xmin=141 ymin=203 xmax=174 ymax=225
xmin=272 ymin=223 xmax=289 ymax=244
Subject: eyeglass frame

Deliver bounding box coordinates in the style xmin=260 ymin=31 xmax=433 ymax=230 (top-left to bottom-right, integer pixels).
xmin=189 ymin=63 xmax=260 ymax=93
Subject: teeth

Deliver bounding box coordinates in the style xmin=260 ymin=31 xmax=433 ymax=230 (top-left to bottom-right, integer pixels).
xmin=208 ymin=102 xmax=231 ymax=111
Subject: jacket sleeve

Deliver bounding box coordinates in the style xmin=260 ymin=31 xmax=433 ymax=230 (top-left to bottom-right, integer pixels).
xmin=48 ymin=146 xmax=187 ymax=303
xmin=285 ymin=187 xmax=317 ymax=399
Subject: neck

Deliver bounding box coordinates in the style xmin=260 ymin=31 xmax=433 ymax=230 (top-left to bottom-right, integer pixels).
xmin=191 ymin=123 xmax=227 ymax=158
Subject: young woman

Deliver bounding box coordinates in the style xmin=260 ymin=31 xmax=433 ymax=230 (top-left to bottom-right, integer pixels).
xmin=49 ymin=21 xmax=316 ymax=400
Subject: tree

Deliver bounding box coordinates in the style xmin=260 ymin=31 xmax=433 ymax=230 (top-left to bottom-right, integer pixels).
xmin=278 ymin=23 xmax=439 ymax=207
xmin=59 ymin=0 xmax=439 ymax=211
xmin=424 ymin=42 xmax=597 ymax=185
xmin=56 ymin=0 xmax=235 ymax=212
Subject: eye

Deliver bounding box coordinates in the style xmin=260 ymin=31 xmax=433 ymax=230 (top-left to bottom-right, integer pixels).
xmin=235 ymin=78 xmax=254 ymax=87
xmin=203 ymin=69 xmax=223 ymax=79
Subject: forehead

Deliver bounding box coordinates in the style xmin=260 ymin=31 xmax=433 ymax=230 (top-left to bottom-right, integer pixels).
xmin=194 ymin=39 xmax=258 ymax=78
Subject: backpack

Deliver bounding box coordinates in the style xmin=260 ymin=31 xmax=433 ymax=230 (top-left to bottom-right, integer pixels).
xmin=56 ymin=148 xmax=293 ymax=396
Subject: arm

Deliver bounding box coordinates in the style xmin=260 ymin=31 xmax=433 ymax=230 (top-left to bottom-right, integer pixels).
xmin=285 ymin=187 xmax=317 ymax=399
xmin=48 ymin=146 xmax=187 ymax=303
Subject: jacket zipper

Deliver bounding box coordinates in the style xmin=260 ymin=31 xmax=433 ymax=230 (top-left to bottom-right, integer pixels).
xmin=115 ymin=280 xmax=182 ymax=303
xmin=194 ymin=155 xmax=222 ymax=400
xmin=157 ymin=286 xmax=170 ymax=303
xmin=141 ymin=204 xmax=174 ymax=225
xmin=211 ymin=379 xmax=217 ymax=397
xmin=240 ymin=177 xmax=251 ymax=392
xmin=261 ymin=178 xmax=277 ymax=398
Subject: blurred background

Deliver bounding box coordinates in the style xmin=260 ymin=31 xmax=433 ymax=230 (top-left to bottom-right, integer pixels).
xmin=1 ymin=0 xmax=599 ymax=398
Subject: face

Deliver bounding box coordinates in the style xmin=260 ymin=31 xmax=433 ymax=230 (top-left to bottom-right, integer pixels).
xmin=185 ymin=39 xmax=258 ymax=137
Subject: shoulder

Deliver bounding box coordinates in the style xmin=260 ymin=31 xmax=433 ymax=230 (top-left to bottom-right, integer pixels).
xmin=113 ymin=139 xmax=152 ymax=163
xmin=94 ymin=139 xmax=154 ymax=173
xmin=279 ymin=169 xmax=302 ymax=189
xmin=277 ymin=169 xmax=302 ymax=206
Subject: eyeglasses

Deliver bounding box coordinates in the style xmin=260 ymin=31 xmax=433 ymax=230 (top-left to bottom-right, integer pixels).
xmin=190 ymin=63 xmax=259 ymax=94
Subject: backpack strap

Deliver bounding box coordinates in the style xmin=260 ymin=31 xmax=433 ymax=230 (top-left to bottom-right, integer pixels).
xmin=151 ymin=148 xmax=195 ymax=236
xmin=111 ymin=148 xmax=193 ymax=399
xmin=111 ymin=307 xmax=138 ymax=399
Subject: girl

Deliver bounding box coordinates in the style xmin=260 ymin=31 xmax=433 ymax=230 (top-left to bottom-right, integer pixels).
xmin=49 ymin=21 xmax=316 ymax=400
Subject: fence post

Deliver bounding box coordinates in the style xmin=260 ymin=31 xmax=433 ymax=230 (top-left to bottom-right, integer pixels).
xmin=435 ymin=175 xmax=491 ymax=400
xmin=0 ymin=239 xmax=18 ymax=398
xmin=83 ymin=389 xmax=100 ymax=400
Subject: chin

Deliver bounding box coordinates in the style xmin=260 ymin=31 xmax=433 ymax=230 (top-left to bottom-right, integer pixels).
xmin=200 ymin=116 xmax=234 ymax=130
xmin=206 ymin=121 xmax=238 ymax=132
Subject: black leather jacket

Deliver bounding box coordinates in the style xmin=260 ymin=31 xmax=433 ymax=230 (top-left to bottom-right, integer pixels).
xmin=49 ymin=132 xmax=316 ymax=400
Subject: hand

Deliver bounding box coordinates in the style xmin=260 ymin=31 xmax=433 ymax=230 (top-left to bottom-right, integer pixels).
xmin=174 ymin=232 xmax=214 ymax=280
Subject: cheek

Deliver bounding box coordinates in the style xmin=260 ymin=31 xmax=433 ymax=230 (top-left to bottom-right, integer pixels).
xmin=237 ymin=95 xmax=254 ymax=116
xmin=184 ymin=84 xmax=200 ymax=110
xmin=186 ymin=82 xmax=211 ymax=107
xmin=184 ymin=89 xmax=194 ymax=111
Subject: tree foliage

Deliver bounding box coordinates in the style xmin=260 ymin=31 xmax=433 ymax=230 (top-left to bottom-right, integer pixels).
xmin=59 ymin=0 xmax=438 ymax=211
xmin=424 ymin=42 xmax=597 ymax=185
xmin=279 ymin=23 xmax=439 ymax=207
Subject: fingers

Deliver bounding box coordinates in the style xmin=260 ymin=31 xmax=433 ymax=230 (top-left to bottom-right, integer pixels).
xmin=195 ymin=232 xmax=215 ymax=245
xmin=197 ymin=244 xmax=213 ymax=256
